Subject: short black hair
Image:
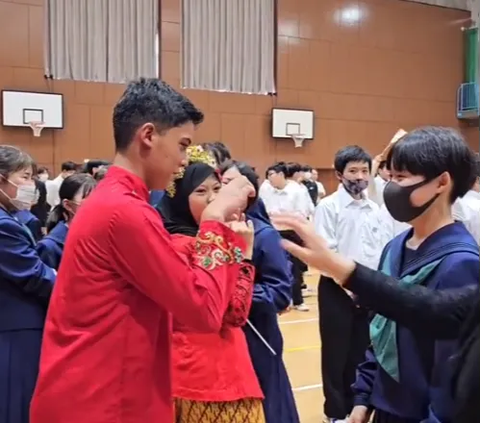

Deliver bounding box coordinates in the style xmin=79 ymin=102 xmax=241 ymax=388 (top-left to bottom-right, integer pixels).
xmin=378 ymin=161 xmax=387 ymax=170
xmin=61 ymin=161 xmax=77 ymax=172
xmin=285 ymin=162 xmax=301 ymax=178
xmin=83 ymin=159 xmax=110 ymax=175
xmin=201 ymin=142 xmax=231 ymax=166
xmin=302 ymin=165 xmax=312 ymax=172
xmin=37 ymin=166 xmax=49 ymax=175
xmin=269 ymin=162 xmax=286 ymax=176
xmin=475 ymin=154 xmax=480 ymax=179
xmin=0 ymin=145 xmax=34 ymax=179
xmin=220 ymin=160 xmax=259 ymax=203
xmin=94 ymin=166 xmax=110 ymax=181
xmin=334 ymin=146 xmax=372 ymax=174
xmin=386 ymin=126 xmax=476 ymax=202
xmin=113 ymin=78 xmax=204 ymax=152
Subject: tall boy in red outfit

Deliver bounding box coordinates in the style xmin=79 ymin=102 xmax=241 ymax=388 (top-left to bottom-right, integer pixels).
xmin=30 ymin=79 xmax=254 ymax=423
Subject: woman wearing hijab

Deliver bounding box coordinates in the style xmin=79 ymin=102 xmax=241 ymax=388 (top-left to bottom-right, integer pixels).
xmin=221 ymin=160 xmax=300 ymax=423
xmin=157 ymin=146 xmax=264 ymax=423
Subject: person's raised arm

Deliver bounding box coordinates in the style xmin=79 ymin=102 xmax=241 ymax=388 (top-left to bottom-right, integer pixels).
xmin=271 ymin=214 xmax=475 ymax=340
xmin=222 ymin=261 xmax=255 ymax=327
xmin=110 ymin=203 xmax=247 ymax=333
xmin=347 ymin=264 xmax=476 ymax=339
xmin=367 ymin=129 xmax=407 ymax=205
xmin=111 ymin=175 xmax=256 ymax=333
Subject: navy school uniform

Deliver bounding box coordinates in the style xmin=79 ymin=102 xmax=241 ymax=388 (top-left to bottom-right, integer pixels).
xmin=13 ymin=209 xmax=43 ymax=242
xmin=149 ymin=190 xmax=165 ymax=207
xmin=0 ymin=208 xmax=56 ymax=423
xmin=353 ymin=223 xmax=479 ymax=423
xmin=244 ymin=200 xmax=300 ymax=423
xmin=36 ymin=221 xmax=69 ymax=270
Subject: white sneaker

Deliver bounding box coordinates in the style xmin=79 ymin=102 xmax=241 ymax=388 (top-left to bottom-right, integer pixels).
xmin=293 ymin=303 xmax=310 ymax=312
xmin=323 ymin=418 xmax=348 ymax=423
xmin=302 ymin=287 xmax=314 ymax=298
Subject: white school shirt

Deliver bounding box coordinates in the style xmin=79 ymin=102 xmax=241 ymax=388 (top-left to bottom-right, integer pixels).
xmin=316 ymin=181 xmax=326 ymax=197
xmin=373 ymin=176 xmax=388 ymax=206
xmin=45 ymin=175 xmax=64 ymax=207
xmin=452 ymin=190 xmax=480 ymax=245
xmin=259 ymin=180 xmax=273 ymax=199
xmin=377 ymin=203 xmax=411 ymax=248
xmin=297 ymin=182 xmax=315 ymax=218
xmin=260 ymin=180 xmax=306 ymax=217
xmin=314 ymin=185 xmax=383 ymax=270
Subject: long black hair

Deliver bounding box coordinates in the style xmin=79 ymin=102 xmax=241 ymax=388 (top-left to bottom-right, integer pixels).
xmin=46 ymin=173 xmax=96 ymax=233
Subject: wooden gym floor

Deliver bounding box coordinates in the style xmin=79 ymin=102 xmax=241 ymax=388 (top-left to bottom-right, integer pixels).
xmin=279 ymin=272 xmax=324 ymax=423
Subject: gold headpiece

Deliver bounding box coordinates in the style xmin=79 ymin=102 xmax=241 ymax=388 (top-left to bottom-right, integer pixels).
xmin=166 ymin=145 xmax=217 ymax=197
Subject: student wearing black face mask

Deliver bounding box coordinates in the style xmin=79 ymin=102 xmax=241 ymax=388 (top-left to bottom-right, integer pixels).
xmin=313 ymin=145 xmax=383 ymax=423
xmin=271 ymin=129 xmax=478 ymax=423
xmin=347 ymin=127 xmax=479 ymax=423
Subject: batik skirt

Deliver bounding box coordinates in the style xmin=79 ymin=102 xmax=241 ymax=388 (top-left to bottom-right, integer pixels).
xmin=175 ymin=398 xmax=265 ymax=423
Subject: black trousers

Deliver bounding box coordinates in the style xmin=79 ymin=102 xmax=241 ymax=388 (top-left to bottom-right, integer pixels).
xmin=279 ymin=230 xmax=306 ymax=306
xmin=318 ymin=276 xmax=370 ymax=419
xmin=373 ymin=410 xmax=420 ymax=423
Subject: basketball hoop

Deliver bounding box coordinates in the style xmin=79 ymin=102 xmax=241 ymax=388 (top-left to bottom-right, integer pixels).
xmin=291 ymin=133 xmax=305 ymax=148
xmin=28 ymin=121 xmax=46 ymax=137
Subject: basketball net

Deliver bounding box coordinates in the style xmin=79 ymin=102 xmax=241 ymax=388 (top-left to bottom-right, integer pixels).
xmin=291 ymin=134 xmax=305 ymax=148
xmin=28 ymin=121 xmax=46 ymax=137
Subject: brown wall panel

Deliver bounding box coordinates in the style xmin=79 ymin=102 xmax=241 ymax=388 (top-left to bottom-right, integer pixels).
xmin=0 ymin=0 xmax=478 ymax=176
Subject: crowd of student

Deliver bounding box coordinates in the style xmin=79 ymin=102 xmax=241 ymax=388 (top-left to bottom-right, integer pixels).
xmin=257 ymin=139 xmax=479 ymax=423
xmin=263 ymin=127 xmax=479 ymax=423
xmin=0 ymin=78 xmax=479 ymax=423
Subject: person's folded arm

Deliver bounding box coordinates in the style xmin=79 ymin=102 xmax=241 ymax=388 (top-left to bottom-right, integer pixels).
xmin=0 ymin=217 xmax=55 ymax=302
xmin=222 ymin=262 xmax=255 ymax=327
xmin=345 ymin=263 xmax=476 ymax=339
xmin=110 ymin=202 xmax=245 ymax=333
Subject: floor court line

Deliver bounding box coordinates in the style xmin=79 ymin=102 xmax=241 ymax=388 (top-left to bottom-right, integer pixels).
xmin=280 ymin=317 xmax=318 ymax=325
xmin=292 ymin=383 xmax=323 ymax=392
xmin=284 ymin=345 xmax=320 ymax=353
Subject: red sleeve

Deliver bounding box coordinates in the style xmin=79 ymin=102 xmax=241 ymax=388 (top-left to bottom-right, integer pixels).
xmin=109 ymin=201 xmax=246 ymax=333
xmin=223 ymin=263 xmax=255 ymax=327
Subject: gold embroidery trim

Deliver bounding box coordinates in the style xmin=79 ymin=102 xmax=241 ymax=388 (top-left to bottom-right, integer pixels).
xmin=194 ymin=231 xmax=244 ymax=270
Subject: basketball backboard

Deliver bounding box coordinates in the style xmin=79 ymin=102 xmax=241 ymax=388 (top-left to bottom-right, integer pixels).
xmin=271 ymin=108 xmax=314 ymax=139
xmin=1 ymin=90 xmax=64 ymax=129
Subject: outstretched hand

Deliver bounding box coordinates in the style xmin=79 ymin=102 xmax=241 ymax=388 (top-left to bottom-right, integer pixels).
xmin=270 ymin=214 xmax=356 ymax=283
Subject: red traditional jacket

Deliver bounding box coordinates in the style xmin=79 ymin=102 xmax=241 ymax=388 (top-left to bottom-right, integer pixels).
xmin=170 ymin=234 xmax=263 ymax=402
xmin=30 ymin=167 xmax=249 ymax=423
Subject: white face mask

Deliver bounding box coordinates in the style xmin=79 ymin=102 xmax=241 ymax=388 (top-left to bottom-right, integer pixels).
xmin=38 ymin=174 xmax=49 ymax=182
xmin=3 ymin=182 xmax=37 ymax=211
xmin=304 ymin=172 xmax=312 ymax=180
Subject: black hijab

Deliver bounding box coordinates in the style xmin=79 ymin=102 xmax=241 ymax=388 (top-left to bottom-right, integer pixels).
xmin=157 ymin=162 xmax=219 ymax=237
